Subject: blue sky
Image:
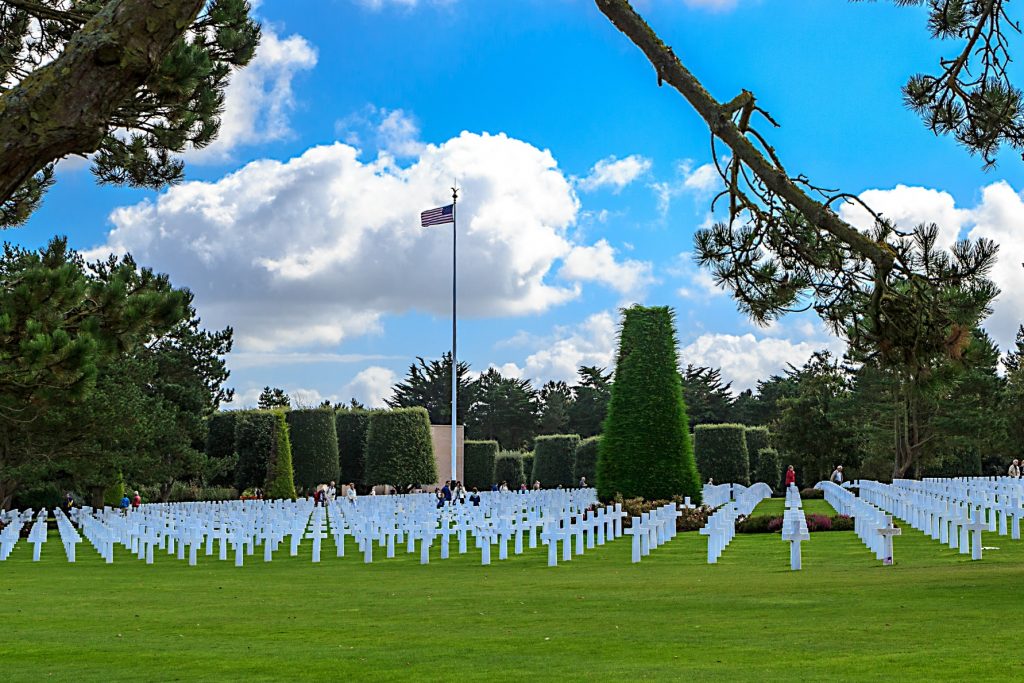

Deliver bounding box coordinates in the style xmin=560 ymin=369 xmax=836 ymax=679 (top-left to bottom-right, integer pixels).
xmin=12 ymin=0 xmax=1024 ymax=407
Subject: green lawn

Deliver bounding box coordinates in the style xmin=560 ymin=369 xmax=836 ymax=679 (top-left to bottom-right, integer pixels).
xmin=751 ymin=497 xmax=837 ymax=516
xmin=2 ymin=518 xmax=1023 ymax=682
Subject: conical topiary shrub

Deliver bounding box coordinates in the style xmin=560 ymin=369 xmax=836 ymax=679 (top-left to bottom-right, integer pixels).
xmin=598 ymin=305 xmax=701 ymax=502
xmin=264 ymin=411 xmax=297 ymax=500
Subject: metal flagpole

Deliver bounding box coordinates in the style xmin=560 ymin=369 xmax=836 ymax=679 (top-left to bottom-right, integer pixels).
xmin=450 ymin=184 xmax=458 ymax=483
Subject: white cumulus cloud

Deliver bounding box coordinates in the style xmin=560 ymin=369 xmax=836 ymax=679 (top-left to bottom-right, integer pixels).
xmin=508 ymin=311 xmax=618 ymax=384
xmin=342 ymin=366 xmax=398 ymax=407
xmin=839 ymin=184 xmax=968 ymax=251
xmin=839 ymin=181 xmax=1024 ymax=350
xmin=681 ymin=332 xmax=840 ymax=391
xmin=87 ymin=131 xmax=652 ymax=353
xmin=577 ymin=154 xmax=652 ymax=193
xmin=559 ymin=239 xmax=655 ymax=299
xmin=188 ymin=28 xmax=318 ymax=162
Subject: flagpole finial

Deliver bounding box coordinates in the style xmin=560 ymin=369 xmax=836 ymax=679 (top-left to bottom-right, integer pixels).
xmin=451 ymin=183 xmax=458 ymax=203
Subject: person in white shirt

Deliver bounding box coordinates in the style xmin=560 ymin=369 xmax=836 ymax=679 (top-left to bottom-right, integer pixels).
xmin=1009 ymin=459 xmax=1021 ymax=478
xmin=830 ymin=466 xmax=844 ymax=485
xmin=346 ymin=483 xmax=357 ymax=504
xmin=326 ymin=481 xmax=337 ymax=503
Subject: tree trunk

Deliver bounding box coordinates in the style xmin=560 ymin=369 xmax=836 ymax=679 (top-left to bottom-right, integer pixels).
xmin=0 ymin=0 xmax=205 ymax=204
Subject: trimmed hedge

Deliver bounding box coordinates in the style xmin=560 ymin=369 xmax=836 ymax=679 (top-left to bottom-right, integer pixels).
xmin=532 ymin=434 xmax=579 ymax=488
xmin=234 ymin=411 xmax=279 ymax=492
xmin=464 ymin=440 xmax=498 ymax=489
xmin=574 ymin=436 xmax=600 ymax=487
xmin=206 ymin=411 xmax=238 ymax=487
xmin=335 ymin=410 xmax=372 ymax=489
xmin=264 ymin=411 xmax=297 ymax=499
xmin=744 ymin=426 xmax=770 ymax=474
xmin=364 ymin=408 xmax=438 ymax=488
xmin=287 ymin=408 xmax=340 ymax=492
xmin=694 ymin=424 xmax=750 ymax=486
xmin=598 ymin=306 xmax=701 ymax=502
xmin=752 ymin=446 xmax=782 ymax=489
xmin=521 ymin=453 xmax=535 ymax=485
xmin=493 ymin=451 xmax=525 ymax=489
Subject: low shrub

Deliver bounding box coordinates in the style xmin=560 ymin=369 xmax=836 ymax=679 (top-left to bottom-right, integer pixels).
xmin=615 ymin=495 xmax=712 ymax=532
xmin=805 ymin=514 xmax=832 ymax=532
xmin=735 ymin=513 xmax=856 ymax=533
xmin=832 ymin=514 xmax=854 ymax=531
xmin=800 ymin=487 xmax=824 ymax=499
xmin=735 ymin=514 xmax=777 ymax=533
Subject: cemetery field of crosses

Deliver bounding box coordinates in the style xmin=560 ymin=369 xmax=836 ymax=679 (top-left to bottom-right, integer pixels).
xmin=9 ymin=0 xmax=1024 ymax=679
xmin=4 ymin=478 xmax=1024 ymax=679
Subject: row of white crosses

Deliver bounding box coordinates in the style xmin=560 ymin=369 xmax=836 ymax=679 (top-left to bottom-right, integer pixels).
xmin=781 ymin=485 xmax=809 ymax=570
xmin=327 ymin=488 xmax=626 ymax=568
xmin=623 ymin=500 xmax=691 ymax=563
xmin=53 ymin=509 xmax=82 ymax=562
xmin=815 ymin=481 xmax=900 ymax=565
xmin=7 ymin=487 xmax=708 ymax=567
xmin=0 ymin=509 xmax=33 ymax=561
xmin=699 ymin=483 xmax=772 ymax=564
xmin=857 ymin=479 xmax=1017 ymax=560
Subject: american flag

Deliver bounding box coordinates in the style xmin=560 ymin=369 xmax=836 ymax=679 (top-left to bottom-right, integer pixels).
xmin=420 ymin=204 xmax=454 ymax=227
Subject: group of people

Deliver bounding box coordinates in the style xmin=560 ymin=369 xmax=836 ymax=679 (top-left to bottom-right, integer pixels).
xmin=117 ymin=491 xmax=142 ymax=514
xmin=433 ymin=480 xmax=484 ymax=508
xmin=312 ymin=481 xmax=359 ymax=506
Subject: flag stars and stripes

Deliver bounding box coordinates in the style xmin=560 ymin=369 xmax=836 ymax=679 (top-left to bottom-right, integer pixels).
xmin=421 ymin=204 xmax=454 ymax=227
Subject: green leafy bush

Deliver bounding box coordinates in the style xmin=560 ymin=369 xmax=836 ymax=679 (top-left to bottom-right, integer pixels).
xmin=694 ymin=424 xmax=750 ymax=486
xmin=533 ymin=434 xmax=579 ymax=488
xmin=752 ymin=447 xmax=781 ymax=489
xmin=599 ymin=306 xmax=701 ymax=502
xmin=264 ymin=411 xmax=296 ymax=500
xmin=233 ymin=411 xmax=278 ymax=492
xmin=364 ymin=408 xmax=438 ymax=488
xmin=800 ymin=487 xmax=824 ymax=499
xmin=574 ymin=436 xmax=600 ymax=486
xmin=492 ymin=451 xmax=525 ymax=489
xmin=102 ymin=472 xmax=126 ymax=506
xmin=335 ymin=410 xmax=373 ymax=489
xmin=286 ymin=408 xmax=340 ymax=492
xmin=464 ymin=440 xmax=498 ymax=489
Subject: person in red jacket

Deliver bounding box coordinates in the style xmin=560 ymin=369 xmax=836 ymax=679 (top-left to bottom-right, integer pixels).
xmin=131 ymin=490 xmax=142 ymax=509
xmin=784 ymin=465 xmax=796 ymax=488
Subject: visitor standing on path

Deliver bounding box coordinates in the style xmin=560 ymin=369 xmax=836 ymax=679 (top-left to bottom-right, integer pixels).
xmin=346 ymin=484 xmax=357 ymax=505
xmin=579 ymin=476 xmax=587 ymax=488
xmin=131 ymin=490 xmax=142 ymax=510
xmin=785 ymin=466 xmax=796 ymax=489
xmin=830 ymin=466 xmax=844 ymax=485
xmin=1009 ymin=459 xmax=1021 ymax=478
xmin=326 ymin=481 xmax=337 ymax=503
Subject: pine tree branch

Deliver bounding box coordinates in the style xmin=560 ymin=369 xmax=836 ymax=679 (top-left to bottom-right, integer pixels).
xmin=594 ymin=0 xmax=895 ymax=274
xmin=0 ymin=0 xmax=205 ymax=215
xmin=0 ymin=0 xmax=92 ymax=25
